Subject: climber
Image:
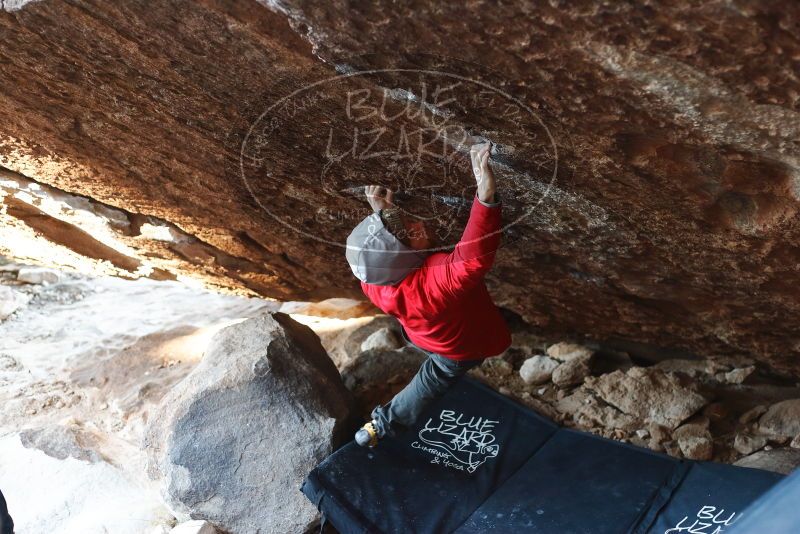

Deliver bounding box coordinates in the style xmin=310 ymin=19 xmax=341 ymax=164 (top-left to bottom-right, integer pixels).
xmin=345 ymin=142 xmax=512 ymax=447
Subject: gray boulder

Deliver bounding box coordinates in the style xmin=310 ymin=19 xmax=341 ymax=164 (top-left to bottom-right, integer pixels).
xmin=145 ymin=312 xmax=353 ymax=534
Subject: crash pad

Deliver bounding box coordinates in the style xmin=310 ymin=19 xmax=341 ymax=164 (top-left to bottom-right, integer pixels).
xmin=302 ymin=378 xmax=783 ymax=534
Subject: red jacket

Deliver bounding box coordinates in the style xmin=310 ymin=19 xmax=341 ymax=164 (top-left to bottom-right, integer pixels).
xmin=361 ymin=194 xmax=511 ymax=361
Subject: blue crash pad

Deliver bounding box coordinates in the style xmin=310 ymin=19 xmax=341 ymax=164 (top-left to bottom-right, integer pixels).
xmin=302 ymin=378 xmax=783 ymax=533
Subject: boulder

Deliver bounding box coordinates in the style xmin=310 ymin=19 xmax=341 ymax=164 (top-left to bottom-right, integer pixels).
xmin=145 ymin=312 xmax=353 ymax=534
xmin=519 ymin=355 xmax=559 ymax=385
xmin=552 ymin=354 xmax=593 ymax=387
xmin=0 ymin=285 xmax=30 ymax=320
xmin=360 ymin=327 xmax=403 ymax=352
xmin=757 ymin=399 xmax=800 ymax=439
xmin=734 ymin=449 xmax=800 ymax=475
xmin=585 ymin=367 xmax=708 ymax=429
xmin=16 ymin=267 xmax=61 ymax=285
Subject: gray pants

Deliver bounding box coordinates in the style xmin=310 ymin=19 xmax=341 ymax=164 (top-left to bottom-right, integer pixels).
xmin=371 ymin=334 xmax=484 ymax=437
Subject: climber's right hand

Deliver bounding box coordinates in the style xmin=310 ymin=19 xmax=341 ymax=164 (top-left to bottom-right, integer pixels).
xmin=470 ymin=142 xmax=496 ymax=204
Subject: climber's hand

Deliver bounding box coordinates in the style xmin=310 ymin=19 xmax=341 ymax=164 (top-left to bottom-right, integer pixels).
xmin=365 ymin=185 xmax=395 ymax=213
xmin=470 ymin=142 xmax=496 ymax=204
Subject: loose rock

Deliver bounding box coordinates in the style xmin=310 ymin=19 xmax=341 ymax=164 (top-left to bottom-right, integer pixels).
xmin=678 ymin=435 xmax=714 ymax=461
xmin=757 ymin=399 xmax=800 ymax=439
xmin=673 ymin=417 xmax=714 ymax=460
xmin=649 ymin=423 xmax=670 ymax=441
xmin=552 ymin=354 xmax=593 ymax=387
xmin=19 ymin=424 xmax=103 ymax=463
xmin=585 ymin=367 xmax=707 ymax=429
xmin=734 ymin=449 xmax=800 ymax=475
xmin=723 ymin=366 xmax=756 ymax=384
xmin=0 ymin=285 xmax=30 ymax=320
xmin=546 ymin=342 xmax=593 ymax=362
xmin=145 ymin=313 xmax=353 ymax=534
xmin=360 ymin=327 xmax=402 ymax=352
xmin=672 ymin=416 xmax=710 ymax=440
xmin=17 ymin=266 xmax=61 ymax=285
xmin=519 ymin=355 xmax=559 ymax=385
xmin=734 ymin=434 xmax=768 ymax=455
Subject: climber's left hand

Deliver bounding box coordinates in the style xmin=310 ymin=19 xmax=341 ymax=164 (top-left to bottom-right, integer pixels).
xmin=364 ymin=185 xmax=395 ymax=213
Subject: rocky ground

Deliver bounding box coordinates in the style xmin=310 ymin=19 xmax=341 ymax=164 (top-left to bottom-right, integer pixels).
xmin=1 ymin=260 xmax=799 ymax=533
xmin=327 ymin=309 xmax=800 ymax=470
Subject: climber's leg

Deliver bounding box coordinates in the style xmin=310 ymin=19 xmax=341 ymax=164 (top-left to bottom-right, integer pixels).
xmin=367 ymin=353 xmax=483 ymax=439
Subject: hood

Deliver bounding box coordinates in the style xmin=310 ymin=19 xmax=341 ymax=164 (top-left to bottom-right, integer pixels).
xmin=345 ymin=212 xmax=427 ymax=286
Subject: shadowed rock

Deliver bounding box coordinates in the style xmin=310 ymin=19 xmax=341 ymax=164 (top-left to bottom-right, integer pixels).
xmin=145 ymin=312 xmax=353 ymax=534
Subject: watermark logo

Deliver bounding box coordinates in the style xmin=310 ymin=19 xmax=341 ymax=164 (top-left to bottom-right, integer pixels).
xmin=240 ymin=57 xmax=557 ymax=254
xmin=411 ymin=409 xmax=500 ymax=473
xmin=665 ymin=505 xmax=740 ymax=534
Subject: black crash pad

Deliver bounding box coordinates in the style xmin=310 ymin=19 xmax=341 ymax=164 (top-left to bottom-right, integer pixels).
xmin=302 ymin=378 xmax=783 ymax=534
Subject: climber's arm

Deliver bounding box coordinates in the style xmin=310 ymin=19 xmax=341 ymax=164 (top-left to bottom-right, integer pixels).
xmin=425 ymin=143 xmax=502 ymax=298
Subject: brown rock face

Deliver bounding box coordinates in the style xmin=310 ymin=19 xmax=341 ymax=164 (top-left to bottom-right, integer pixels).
xmin=1 ymin=1 xmax=800 ymax=373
